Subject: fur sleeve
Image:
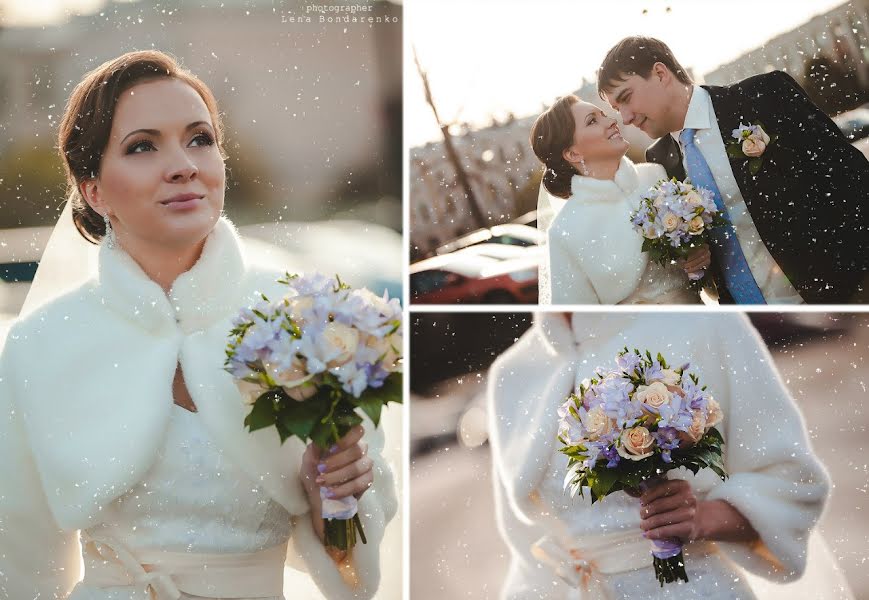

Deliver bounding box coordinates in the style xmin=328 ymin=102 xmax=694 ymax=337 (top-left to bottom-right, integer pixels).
xmin=704 ymin=313 xmax=830 ymax=581
xmin=285 ymin=418 xmax=397 ymax=599
xmin=0 ymin=324 xmax=82 ymax=598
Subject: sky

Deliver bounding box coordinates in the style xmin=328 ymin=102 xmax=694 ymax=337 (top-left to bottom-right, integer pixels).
xmin=408 ymin=0 xmax=853 ymax=146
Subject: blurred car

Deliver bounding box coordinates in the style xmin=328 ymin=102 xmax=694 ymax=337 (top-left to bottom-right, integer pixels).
xmin=833 ymin=105 xmax=869 ymax=142
xmin=456 ymin=243 xmax=542 ymax=262
xmin=410 ymin=251 xmax=538 ymax=304
xmin=434 ymin=223 xmax=543 ymax=256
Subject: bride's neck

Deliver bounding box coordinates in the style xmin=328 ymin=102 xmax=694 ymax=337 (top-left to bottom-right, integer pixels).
xmin=118 ymin=237 xmax=206 ymax=294
xmin=576 ymin=156 xmax=621 ymax=181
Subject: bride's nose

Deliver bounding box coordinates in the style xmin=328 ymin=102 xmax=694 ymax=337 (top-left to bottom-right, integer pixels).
xmin=166 ymin=154 xmax=199 ymax=183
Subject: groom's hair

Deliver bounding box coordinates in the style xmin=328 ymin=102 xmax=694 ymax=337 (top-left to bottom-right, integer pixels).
xmin=597 ymin=36 xmax=692 ymax=98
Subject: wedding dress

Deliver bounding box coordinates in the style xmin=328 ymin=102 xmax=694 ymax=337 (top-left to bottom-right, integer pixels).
xmin=70 ymin=405 xmax=290 ymax=600
xmin=537 ymin=158 xmax=700 ymax=305
xmin=489 ymin=312 xmax=852 ymax=600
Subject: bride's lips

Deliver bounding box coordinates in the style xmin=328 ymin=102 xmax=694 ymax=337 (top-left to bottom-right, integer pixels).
xmin=160 ymin=193 xmax=204 ymax=210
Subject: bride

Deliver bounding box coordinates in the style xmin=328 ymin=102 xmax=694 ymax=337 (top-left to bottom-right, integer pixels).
xmin=0 ymin=51 xmax=396 ymax=599
xmin=530 ymin=95 xmax=710 ymax=305
xmin=488 ymin=312 xmax=851 ymax=599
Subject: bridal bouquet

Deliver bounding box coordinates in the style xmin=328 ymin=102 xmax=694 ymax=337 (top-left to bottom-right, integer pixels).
xmin=224 ymin=272 xmax=402 ymax=551
xmin=630 ymin=178 xmax=726 ymax=282
xmin=558 ymin=349 xmax=727 ymax=586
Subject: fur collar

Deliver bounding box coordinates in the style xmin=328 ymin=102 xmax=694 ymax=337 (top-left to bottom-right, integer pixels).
xmin=548 ymin=158 xmax=666 ymax=304
xmin=4 ymin=217 xmax=310 ymax=529
xmin=97 ymin=216 xmax=248 ymax=334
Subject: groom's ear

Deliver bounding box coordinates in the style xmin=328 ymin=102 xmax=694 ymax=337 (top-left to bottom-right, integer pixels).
xmin=652 ymin=62 xmax=671 ymax=85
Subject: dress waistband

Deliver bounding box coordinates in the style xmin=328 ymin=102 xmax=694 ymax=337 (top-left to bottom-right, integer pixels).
xmin=531 ymin=530 xmax=716 ymax=599
xmin=81 ymin=532 xmax=286 ymax=599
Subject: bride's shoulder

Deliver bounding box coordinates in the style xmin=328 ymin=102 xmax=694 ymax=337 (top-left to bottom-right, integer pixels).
xmin=2 ymin=281 xmax=99 ymax=356
xmin=634 ymin=161 xmax=668 ymax=184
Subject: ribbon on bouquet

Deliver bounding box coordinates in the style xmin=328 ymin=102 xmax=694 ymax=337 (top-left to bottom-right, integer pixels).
xmin=321 ymin=488 xmax=359 ymax=520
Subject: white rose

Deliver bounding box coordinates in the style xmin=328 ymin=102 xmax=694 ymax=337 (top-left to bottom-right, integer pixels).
xmin=680 ymin=409 xmax=707 ymax=444
xmin=634 ymin=381 xmax=673 ymax=413
xmin=284 ymin=381 xmax=317 ymax=402
xmin=685 ymin=190 xmax=703 ymax=208
xmin=742 ymin=137 xmax=767 ymax=158
xmin=367 ymin=331 xmax=402 ymax=368
xmin=617 ymin=426 xmax=655 ymax=461
xmin=661 ymin=212 xmax=681 ymax=232
xmin=322 ymin=321 xmax=360 ymax=367
xmin=705 ymin=397 xmax=723 ymax=429
xmin=754 ymin=127 xmax=770 ymax=145
xmin=688 ymin=215 xmax=705 ymax=234
xmin=653 ymin=192 xmax=667 ymax=208
xmin=581 ymin=406 xmax=613 ymax=442
xmin=287 ymin=295 xmax=314 ymax=318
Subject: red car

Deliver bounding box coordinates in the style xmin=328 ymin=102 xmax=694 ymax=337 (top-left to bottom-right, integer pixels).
xmin=410 ymin=251 xmax=538 ymax=304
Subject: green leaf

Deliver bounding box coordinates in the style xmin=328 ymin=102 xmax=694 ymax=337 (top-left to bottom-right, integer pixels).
xmin=244 ymin=390 xmax=280 ymax=432
xmin=726 ymin=144 xmax=746 ymax=159
xmin=279 ymin=394 xmax=328 ymax=442
xmin=748 ymin=158 xmax=763 ymax=176
xmin=356 ymin=396 xmax=384 ymax=427
xmin=310 ymin=421 xmax=336 ymax=450
xmin=590 ymin=468 xmax=619 ymax=499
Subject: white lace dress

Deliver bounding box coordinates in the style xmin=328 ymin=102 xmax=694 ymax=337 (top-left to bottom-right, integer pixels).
xmin=70 ymin=405 xmax=292 ymax=600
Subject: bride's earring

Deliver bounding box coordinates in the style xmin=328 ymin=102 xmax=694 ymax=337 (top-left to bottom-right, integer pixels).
xmin=103 ymin=214 xmax=115 ymax=249
xmin=578 ymin=156 xmax=587 ymax=176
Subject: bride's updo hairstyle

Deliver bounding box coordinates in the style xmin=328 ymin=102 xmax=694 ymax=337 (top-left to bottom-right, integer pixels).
xmin=529 ymin=94 xmax=579 ymax=200
xmin=57 ymin=50 xmax=225 ymax=244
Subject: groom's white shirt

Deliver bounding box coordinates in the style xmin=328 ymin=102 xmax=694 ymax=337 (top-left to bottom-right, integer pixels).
xmin=673 ymin=85 xmax=803 ymax=304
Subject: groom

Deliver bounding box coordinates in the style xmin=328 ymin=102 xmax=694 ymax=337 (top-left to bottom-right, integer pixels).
xmin=597 ymin=36 xmax=868 ymax=304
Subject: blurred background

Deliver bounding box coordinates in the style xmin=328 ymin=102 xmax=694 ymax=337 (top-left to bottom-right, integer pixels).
xmin=410 ymin=312 xmax=869 ymax=599
xmin=0 ymin=0 xmax=403 ymax=322
xmin=407 ymin=0 xmax=869 ymax=304
xmin=0 ymin=2 xmax=402 ymax=598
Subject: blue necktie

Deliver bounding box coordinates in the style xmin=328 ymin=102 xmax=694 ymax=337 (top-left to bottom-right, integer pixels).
xmin=679 ymin=128 xmax=766 ymax=304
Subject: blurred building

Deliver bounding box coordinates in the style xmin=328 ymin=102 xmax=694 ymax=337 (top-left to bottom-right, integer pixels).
xmin=704 ymin=0 xmax=868 ymax=97
xmin=0 ymin=0 xmax=402 ymax=228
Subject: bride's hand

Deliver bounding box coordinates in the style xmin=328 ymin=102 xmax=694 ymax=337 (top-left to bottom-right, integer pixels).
xmin=678 ymin=244 xmax=711 ymax=277
xmin=300 ymin=425 xmax=374 ymax=503
xmin=638 ymin=479 xmax=700 ymax=543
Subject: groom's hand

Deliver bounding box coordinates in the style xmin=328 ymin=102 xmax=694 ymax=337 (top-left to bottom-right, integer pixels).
xmin=678 ymin=244 xmax=711 ymax=276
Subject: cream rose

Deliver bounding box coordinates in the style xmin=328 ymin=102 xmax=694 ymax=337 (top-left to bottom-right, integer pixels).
xmin=634 ymin=381 xmax=673 ymax=412
xmin=617 ymin=426 xmax=655 ymax=461
xmin=650 ymin=369 xmax=680 ymax=387
xmin=688 ymin=215 xmax=705 ymax=234
xmin=323 ymin=321 xmax=360 ymax=367
xmin=237 ymin=379 xmax=264 ymax=406
xmin=742 ymin=137 xmax=767 ymax=157
xmin=705 ymin=397 xmax=723 ymax=429
xmin=581 ymin=406 xmax=613 ymax=441
xmin=661 ymin=211 xmax=681 ymax=232
xmin=265 ymin=359 xmax=317 ymax=401
xmin=685 ymin=190 xmax=703 ymax=207
xmin=681 ymin=409 xmax=707 ymax=444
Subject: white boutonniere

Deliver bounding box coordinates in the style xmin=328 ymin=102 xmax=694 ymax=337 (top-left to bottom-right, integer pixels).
xmin=726 ymin=122 xmax=777 ymax=175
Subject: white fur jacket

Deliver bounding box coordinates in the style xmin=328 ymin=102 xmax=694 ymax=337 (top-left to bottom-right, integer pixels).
xmin=545 ymin=158 xmax=667 ymax=304
xmin=487 ymin=312 xmax=831 ymax=599
xmin=0 ymin=217 xmax=397 ymax=599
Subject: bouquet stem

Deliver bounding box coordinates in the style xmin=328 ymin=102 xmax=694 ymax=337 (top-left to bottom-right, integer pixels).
xmin=324 ymin=513 xmax=367 ymax=551
xmin=653 ymin=552 xmax=689 ymax=586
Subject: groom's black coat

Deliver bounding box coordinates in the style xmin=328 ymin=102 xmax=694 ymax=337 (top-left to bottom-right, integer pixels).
xmin=646 ymin=70 xmax=868 ymax=304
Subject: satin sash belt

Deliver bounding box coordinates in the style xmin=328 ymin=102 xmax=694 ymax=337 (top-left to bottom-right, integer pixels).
xmin=81 ymin=532 xmax=286 ymax=599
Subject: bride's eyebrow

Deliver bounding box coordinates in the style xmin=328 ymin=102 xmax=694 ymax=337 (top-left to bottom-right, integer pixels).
xmin=120 ymin=121 xmax=211 ymax=144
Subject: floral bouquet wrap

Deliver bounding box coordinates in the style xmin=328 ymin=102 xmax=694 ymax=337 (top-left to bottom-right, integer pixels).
xmin=224 ymin=272 xmax=402 ymax=551
xmin=558 ymin=349 xmax=727 ymax=586
xmin=630 ymin=178 xmax=727 ymax=284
